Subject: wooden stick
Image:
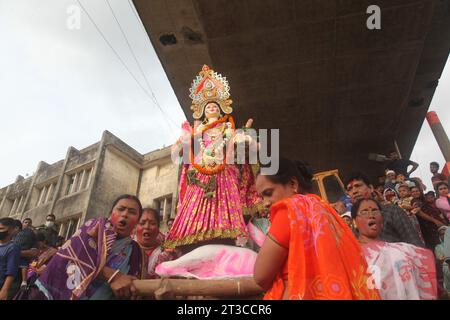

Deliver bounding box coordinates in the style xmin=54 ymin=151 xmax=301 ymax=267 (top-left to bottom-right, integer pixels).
xmin=133 ymin=278 xmax=263 ymax=297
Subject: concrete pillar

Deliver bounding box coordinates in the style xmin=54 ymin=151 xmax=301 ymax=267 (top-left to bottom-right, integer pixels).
xmin=84 ymin=131 xmax=109 ymax=224
xmin=79 ymin=169 xmax=86 ymax=190
xmin=38 ymin=186 xmax=46 ymax=206
xmin=50 ymin=147 xmax=78 ymax=220
xmin=426 ymin=111 xmax=450 ymax=162
xmin=70 ymin=173 xmax=79 ymax=194
xmin=45 ymin=184 xmax=53 ymax=204
xmin=17 ymin=195 xmax=24 ymax=215
xmin=163 ymin=197 xmax=168 ymax=223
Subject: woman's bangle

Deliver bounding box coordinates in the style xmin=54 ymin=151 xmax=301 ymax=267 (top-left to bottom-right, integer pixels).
xmin=107 ymin=269 xmax=121 ymax=284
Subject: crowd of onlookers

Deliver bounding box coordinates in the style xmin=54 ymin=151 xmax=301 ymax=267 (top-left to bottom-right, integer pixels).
xmin=0 ymin=214 xmax=67 ymax=299
xmin=332 ymin=151 xmax=450 ymax=299
xmin=0 ymin=149 xmax=449 ymax=300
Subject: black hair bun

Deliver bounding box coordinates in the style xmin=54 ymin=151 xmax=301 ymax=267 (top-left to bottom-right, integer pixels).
xmin=294 ymin=160 xmax=313 ymax=182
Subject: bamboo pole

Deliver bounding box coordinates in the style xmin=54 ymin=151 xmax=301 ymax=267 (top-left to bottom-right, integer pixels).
xmin=133 ymin=278 xmax=264 ymax=298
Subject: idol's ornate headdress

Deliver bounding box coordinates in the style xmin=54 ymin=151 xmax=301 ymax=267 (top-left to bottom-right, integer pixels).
xmin=189 ymin=65 xmax=233 ymax=119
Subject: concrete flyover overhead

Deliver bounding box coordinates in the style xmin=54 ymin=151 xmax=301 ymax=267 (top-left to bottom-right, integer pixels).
xmin=133 ymin=0 xmax=450 ymax=181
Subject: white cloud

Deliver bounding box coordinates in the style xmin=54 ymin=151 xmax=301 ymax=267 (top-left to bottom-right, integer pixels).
xmin=0 ymin=0 xmax=185 ymax=185
xmin=0 ymin=0 xmax=448 ymax=191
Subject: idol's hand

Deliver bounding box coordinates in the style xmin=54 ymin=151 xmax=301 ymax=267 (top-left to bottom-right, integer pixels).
xmin=233 ymin=118 xmax=254 ymax=144
xmin=177 ymin=121 xmax=192 ymax=144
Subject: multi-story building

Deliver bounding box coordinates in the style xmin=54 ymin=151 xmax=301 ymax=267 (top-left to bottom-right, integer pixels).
xmin=0 ymin=131 xmax=179 ymax=240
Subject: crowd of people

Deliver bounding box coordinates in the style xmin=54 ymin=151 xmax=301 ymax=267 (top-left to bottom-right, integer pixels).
xmin=0 ymin=214 xmax=63 ymax=299
xmin=331 ymin=152 xmax=450 ymax=299
xmin=1 ymin=64 xmax=450 ymax=301
xmin=0 ymin=151 xmax=447 ymax=300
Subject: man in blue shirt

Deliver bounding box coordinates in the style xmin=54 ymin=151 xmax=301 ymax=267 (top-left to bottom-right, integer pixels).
xmin=0 ymin=217 xmax=21 ymax=300
xmin=13 ymin=218 xmax=37 ymax=290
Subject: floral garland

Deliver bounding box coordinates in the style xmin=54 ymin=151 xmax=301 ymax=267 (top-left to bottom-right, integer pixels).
xmin=190 ymin=115 xmax=235 ymax=175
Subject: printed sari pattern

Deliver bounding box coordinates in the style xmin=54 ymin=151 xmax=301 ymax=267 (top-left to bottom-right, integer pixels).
xmin=362 ymin=240 xmax=437 ymax=299
xmin=36 ymin=218 xmax=145 ymax=300
xmin=264 ymin=194 xmax=380 ymax=300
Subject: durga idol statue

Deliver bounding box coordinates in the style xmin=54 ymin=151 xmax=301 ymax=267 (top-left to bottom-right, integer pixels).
xmin=164 ymin=65 xmax=262 ymax=252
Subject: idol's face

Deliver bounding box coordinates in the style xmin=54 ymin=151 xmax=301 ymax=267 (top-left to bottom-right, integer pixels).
xmin=204 ymin=103 xmax=220 ymax=118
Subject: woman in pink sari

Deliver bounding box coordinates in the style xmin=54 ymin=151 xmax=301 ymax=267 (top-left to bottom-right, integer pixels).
xmin=352 ymin=198 xmax=437 ymax=300
xmin=436 ymin=182 xmax=450 ymax=220
xmin=165 ymin=65 xmax=261 ymax=252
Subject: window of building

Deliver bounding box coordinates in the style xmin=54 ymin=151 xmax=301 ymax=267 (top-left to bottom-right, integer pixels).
xmin=66 ymin=167 xmax=93 ymax=196
xmin=9 ymin=195 xmax=25 ymax=216
xmin=36 ymin=182 xmax=56 ymax=207
xmin=66 ymin=174 xmax=76 ymax=195
xmin=80 ymin=167 xmax=92 ymax=190
xmin=58 ymin=216 xmax=81 ymax=240
xmin=154 ymin=195 xmax=173 ymax=221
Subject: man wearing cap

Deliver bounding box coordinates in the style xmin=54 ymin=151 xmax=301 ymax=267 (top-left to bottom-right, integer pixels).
xmin=384 ymin=170 xmax=397 ymax=190
xmin=340 ymin=212 xmax=358 ymax=237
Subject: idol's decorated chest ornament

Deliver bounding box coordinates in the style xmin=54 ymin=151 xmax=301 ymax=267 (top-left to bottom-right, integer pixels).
xmin=165 ymin=65 xmax=262 ymax=250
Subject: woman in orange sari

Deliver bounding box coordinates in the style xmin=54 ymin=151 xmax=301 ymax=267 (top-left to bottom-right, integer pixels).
xmin=254 ymin=158 xmax=380 ymax=300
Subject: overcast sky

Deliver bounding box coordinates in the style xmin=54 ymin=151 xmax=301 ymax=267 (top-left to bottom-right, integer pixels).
xmin=0 ymin=0 xmax=449 ymax=191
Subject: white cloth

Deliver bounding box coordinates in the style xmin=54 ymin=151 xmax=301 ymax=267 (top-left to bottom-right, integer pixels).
xmin=362 ymin=240 xmax=437 ymax=300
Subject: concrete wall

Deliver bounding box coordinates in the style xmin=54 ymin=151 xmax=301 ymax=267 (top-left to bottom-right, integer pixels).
xmin=0 ymin=177 xmax=32 ymax=218
xmin=52 ymin=190 xmax=89 ymax=222
xmin=86 ymin=147 xmax=140 ymax=220
xmin=6 ymin=177 xmax=31 ymax=200
xmin=139 ymin=160 xmax=178 ymax=215
xmin=34 ymin=161 xmax=63 ymax=186
xmin=66 ymin=144 xmax=99 ymax=172
xmin=23 ymin=202 xmax=52 ymax=226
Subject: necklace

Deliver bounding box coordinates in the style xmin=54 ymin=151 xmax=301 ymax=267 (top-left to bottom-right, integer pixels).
xmin=190 ymin=115 xmax=235 ymax=175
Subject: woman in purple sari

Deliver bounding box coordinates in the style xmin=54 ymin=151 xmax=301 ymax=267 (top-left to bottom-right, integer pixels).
xmin=23 ymin=195 xmax=146 ymax=300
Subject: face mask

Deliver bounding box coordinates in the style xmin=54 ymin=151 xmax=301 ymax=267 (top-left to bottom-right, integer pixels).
xmin=0 ymin=231 xmax=9 ymax=240
xmin=45 ymin=221 xmax=54 ymax=228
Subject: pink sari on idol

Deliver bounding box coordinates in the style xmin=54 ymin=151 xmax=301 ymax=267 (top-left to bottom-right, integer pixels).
xmin=362 ymin=240 xmax=437 ymax=300
xmin=164 ymin=117 xmax=262 ymax=249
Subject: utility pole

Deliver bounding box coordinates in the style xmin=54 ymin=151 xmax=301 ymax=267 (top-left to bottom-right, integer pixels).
xmin=426 ymin=111 xmax=450 ymax=178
